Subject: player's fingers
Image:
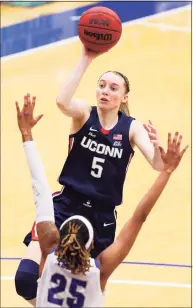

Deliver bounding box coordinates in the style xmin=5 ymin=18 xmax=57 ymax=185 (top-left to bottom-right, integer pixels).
xmin=148 ymin=132 xmax=158 ymax=140
xmin=143 ymin=124 xmax=150 ymax=132
xmin=147 ymin=125 xmax=157 ymax=134
xmin=149 ymin=120 xmax=154 ymax=127
xmin=176 ymin=134 xmax=183 ymax=155
xmin=31 ymin=96 xmax=36 ymax=110
xmin=148 ymin=120 xmax=157 ymax=133
xmin=167 ymin=132 xmax=172 ymax=151
xmin=34 ymin=114 xmax=43 ymax=124
xmin=15 ymin=101 xmax=21 ymax=115
xmin=159 ymin=146 xmax=166 ymax=160
xmin=26 ymin=93 xmax=31 ymax=105
xmin=24 ymin=95 xmax=28 ymax=108
xmin=172 ymin=132 xmax=179 ymax=151
xmin=24 ymin=94 xmax=33 ymax=116
xmin=159 ymin=146 xmax=165 ymax=154
xmin=180 ymin=145 xmax=189 ymax=158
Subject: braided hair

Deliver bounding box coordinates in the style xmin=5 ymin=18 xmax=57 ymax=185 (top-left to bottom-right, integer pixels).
xmin=55 ymin=219 xmax=91 ymax=275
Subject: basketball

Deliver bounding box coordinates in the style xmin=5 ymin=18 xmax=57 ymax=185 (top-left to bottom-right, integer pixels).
xmin=78 ymin=6 xmax=122 ymax=52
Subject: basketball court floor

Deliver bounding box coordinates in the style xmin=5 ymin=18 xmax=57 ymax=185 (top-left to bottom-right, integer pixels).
xmin=1 ymin=1 xmax=191 ymax=307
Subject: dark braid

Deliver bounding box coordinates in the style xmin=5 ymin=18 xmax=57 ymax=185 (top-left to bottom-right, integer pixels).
xmin=55 ymin=220 xmax=91 ymax=275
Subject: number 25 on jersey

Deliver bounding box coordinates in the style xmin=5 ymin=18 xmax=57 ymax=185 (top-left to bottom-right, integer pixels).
xmin=48 ymin=273 xmax=87 ymax=307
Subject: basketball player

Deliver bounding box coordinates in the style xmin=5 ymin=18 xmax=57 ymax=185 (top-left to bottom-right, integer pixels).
xmin=15 ymin=46 xmax=164 ymax=304
xmin=15 ymin=97 xmax=187 ymax=307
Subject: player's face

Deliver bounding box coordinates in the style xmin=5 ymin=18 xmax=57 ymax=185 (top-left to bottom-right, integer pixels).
xmin=96 ymin=72 xmax=128 ymax=111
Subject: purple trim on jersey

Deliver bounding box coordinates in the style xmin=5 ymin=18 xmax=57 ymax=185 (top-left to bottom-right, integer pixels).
xmin=49 ymin=248 xmax=56 ymax=255
xmin=94 ymin=258 xmax=100 ymax=269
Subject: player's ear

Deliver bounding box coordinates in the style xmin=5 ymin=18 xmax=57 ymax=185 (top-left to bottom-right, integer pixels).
xmin=122 ymin=95 xmax=128 ymax=104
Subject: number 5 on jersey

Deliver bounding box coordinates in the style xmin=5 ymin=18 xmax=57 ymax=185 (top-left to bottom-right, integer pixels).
xmin=91 ymin=157 xmax=105 ymax=178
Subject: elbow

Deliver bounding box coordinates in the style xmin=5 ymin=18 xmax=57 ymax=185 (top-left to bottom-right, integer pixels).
xmin=56 ymin=97 xmax=63 ymax=108
xmin=40 ymin=230 xmax=59 ymax=256
xmin=56 ymin=98 xmax=68 ymax=112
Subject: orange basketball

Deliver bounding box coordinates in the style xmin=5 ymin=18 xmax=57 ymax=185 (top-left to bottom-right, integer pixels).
xmin=78 ymin=6 xmax=122 ymax=52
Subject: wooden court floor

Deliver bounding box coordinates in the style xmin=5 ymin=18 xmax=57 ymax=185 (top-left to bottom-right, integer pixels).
xmin=1 ymin=4 xmax=191 ymax=307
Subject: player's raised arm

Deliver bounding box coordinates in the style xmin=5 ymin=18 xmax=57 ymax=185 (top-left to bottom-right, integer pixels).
xmin=56 ymin=45 xmax=103 ymax=120
xmin=16 ymin=94 xmax=59 ymax=273
xmin=99 ymin=132 xmax=188 ymax=289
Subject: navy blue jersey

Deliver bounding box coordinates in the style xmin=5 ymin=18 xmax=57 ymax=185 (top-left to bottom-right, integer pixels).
xmin=58 ymin=107 xmax=135 ymax=206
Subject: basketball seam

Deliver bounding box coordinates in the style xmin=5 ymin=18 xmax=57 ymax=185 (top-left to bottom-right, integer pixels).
xmin=78 ymin=24 xmax=121 ymax=33
xmin=80 ymin=11 xmax=122 ymax=26
xmin=78 ymin=37 xmax=120 ymax=46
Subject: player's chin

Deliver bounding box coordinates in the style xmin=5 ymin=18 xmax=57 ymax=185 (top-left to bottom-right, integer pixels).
xmin=98 ymin=100 xmax=110 ymax=109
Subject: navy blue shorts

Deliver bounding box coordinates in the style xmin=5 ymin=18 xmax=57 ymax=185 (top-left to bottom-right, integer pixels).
xmin=23 ymin=186 xmax=117 ymax=258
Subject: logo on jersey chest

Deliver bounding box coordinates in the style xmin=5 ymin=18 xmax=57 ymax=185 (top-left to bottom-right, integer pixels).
xmin=113 ymin=141 xmax=122 ymax=147
xmin=83 ymin=200 xmax=92 ymax=207
xmin=113 ymin=134 xmax=122 ymax=140
xmin=90 ymin=126 xmax=98 ymax=132
xmin=80 ymin=136 xmax=123 ymax=158
xmin=88 ymin=132 xmax=96 ymax=138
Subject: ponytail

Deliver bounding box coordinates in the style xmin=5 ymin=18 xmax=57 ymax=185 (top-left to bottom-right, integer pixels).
xmin=119 ymin=102 xmax=130 ymax=116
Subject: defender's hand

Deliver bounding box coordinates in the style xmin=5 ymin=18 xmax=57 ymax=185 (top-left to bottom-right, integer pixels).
xmin=159 ymin=132 xmax=188 ymax=174
xmin=16 ymin=94 xmax=43 ymax=136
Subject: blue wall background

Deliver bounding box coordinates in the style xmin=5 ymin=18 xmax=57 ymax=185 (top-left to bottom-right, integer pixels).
xmin=1 ymin=1 xmax=190 ymax=57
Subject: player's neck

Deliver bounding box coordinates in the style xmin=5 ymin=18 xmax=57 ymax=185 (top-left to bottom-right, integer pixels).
xmin=97 ymin=107 xmax=119 ymax=130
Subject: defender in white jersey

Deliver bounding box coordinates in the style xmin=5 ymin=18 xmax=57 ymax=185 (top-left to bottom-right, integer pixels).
xmin=16 ymin=96 xmax=187 ymax=307
xmin=36 ymin=218 xmax=104 ymax=307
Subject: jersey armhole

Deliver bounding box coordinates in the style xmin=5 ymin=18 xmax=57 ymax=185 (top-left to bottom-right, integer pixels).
xmin=128 ymin=117 xmax=136 ymax=154
xmin=49 ymin=247 xmax=56 ymax=255
xmin=69 ymin=106 xmax=96 ymax=137
xmin=94 ymin=258 xmax=100 ymax=269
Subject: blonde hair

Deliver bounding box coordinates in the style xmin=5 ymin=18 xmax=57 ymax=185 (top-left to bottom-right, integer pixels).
xmin=119 ymin=102 xmax=130 ymax=116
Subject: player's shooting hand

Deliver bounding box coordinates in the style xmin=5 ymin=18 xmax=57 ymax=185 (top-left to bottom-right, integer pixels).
xmin=159 ymin=132 xmax=188 ymax=174
xmin=16 ymin=93 xmax=43 ymax=136
xmin=82 ymin=44 xmax=107 ymax=61
xmin=143 ymin=120 xmax=160 ymax=148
